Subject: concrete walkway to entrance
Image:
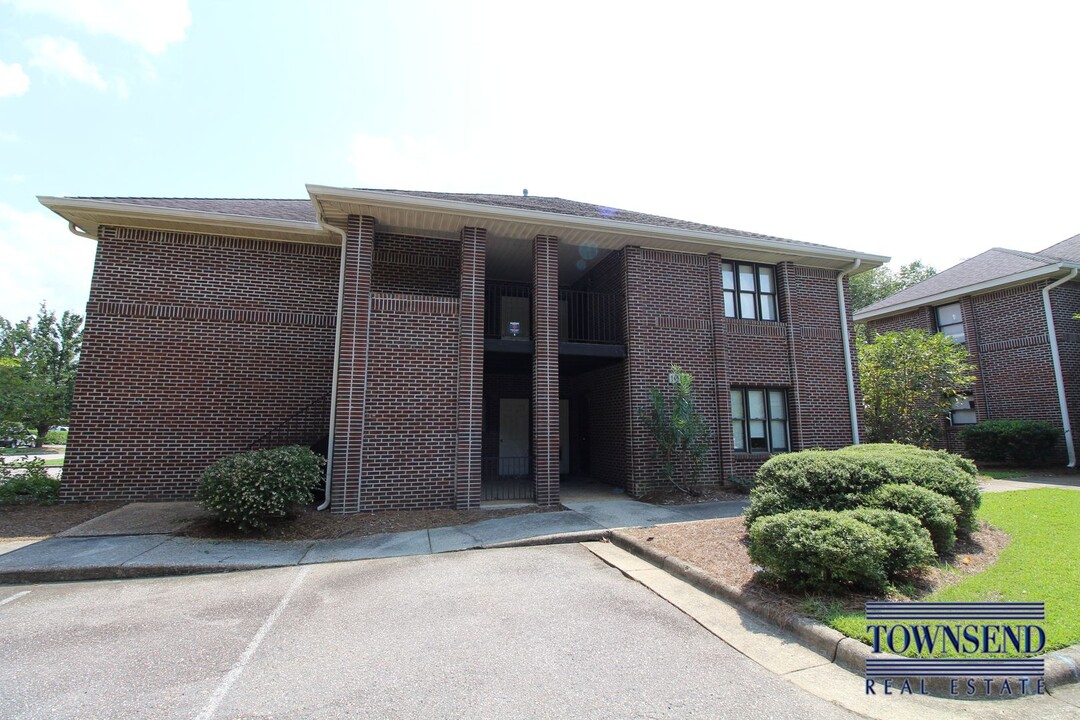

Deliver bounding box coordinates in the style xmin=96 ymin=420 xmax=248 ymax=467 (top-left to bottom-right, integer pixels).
xmin=0 ymin=494 xmax=748 ymax=584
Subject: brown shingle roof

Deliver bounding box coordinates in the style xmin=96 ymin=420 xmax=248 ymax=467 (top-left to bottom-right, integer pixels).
xmin=78 ymin=190 xmax=843 ymax=253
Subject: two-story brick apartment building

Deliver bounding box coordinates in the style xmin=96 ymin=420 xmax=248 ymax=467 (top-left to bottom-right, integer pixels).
xmin=856 ymin=236 xmax=1080 ymax=467
xmin=40 ymin=188 xmax=887 ymax=512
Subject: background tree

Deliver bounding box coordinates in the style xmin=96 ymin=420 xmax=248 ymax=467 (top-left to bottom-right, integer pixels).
xmin=858 ymin=329 xmax=975 ymax=446
xmin=851 ymin=260 xmax=937 ymax=311
xmin=639 ymin=364 xmax=711 ymax=494
xmin=0 ymin=303 xmax=83 ymax=446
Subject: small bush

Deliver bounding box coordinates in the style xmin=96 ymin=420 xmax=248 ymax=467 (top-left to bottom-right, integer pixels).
xmin=43 ymin=430 xmax=68 ymax=445
xmin=0 ymin=459 xmax=60 ymax=504
xmin=844 ymin=507 xmax=936 ymax=577
xmin=960 ymin=420 xmax=1061 ymax=467
xmin=865 ymin=483 xmax=960 ymax=554
xmin=834 ymin=444 xmax=981 ymax=532
xmin=746 ymin=451 xmax=874 ymax=524
xmin=747 ymin=444 xmax=980 ymax=532
xmin=748 ymin=510 xmax=890 ymax=593
xmin=196 ymin=446 xmax=324 ymax=532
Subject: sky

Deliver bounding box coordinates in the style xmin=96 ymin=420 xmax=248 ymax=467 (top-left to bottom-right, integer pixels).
xmin=1 ymin=1 xmax=1080 ymax=321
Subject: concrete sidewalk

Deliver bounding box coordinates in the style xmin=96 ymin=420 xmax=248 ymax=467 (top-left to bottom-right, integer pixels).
xmin=0 ymin=497 xmax=747 ymax=584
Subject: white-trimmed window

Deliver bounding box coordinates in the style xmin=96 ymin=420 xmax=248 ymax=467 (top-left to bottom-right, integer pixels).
xmin=731 ymin=387 xmax=790 ymax=452
xmin=722 ymin=262 xmax=778 ymax=321
xmin=950 ymin=394 xmax=977 ymax=425
xmin=935 ymin=302 xmax=965 ymax=343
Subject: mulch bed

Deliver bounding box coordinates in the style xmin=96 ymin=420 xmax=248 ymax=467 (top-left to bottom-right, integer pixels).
xmin=181 ymin=503 xmax=565 ymax=541
xmin=0 ymin=502 xmax=126 ymax=541
xmin=638 ymin=486 xmax=748 ymax=505
xmin=621 ymin=517 xmax=1010 ymax=615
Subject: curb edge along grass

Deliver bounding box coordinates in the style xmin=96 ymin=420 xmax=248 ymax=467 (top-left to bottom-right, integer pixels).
xmin=607 ymin=530 xmax=1080 ymax=697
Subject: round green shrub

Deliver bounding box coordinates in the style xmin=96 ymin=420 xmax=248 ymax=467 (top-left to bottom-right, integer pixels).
xmin=834 ymin=444 xmax=980 ymax=532
xmin=959 ymin=420 xmax=1061 ymax=466
xmin=196 ymin=446 xmax=324 ymax=532
xmin=865 ymin=483 xmax=959 ymax=555
xmin=844 ymin=507 xmax=936 ymax=577
xmin=748 ymin=509 xmax=890 ymax=593
xmin=746 ymin=450 xmax=874 ymax=524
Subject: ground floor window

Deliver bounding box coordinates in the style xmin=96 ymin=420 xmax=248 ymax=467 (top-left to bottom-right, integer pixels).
xmin=731 ymin=387 xmax=789 ymax=452
xmin=949 ymin=393 xmax=977 ymax=425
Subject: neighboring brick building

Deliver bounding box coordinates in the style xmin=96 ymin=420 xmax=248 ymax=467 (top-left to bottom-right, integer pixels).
xmin=40 ymin=188 xmax=887 ymax=511
xmin=855 ymin=238 xmax=1080 ymax=466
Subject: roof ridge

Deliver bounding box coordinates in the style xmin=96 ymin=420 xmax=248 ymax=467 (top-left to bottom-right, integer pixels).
xmin=991 ymin=246 xmax=1057 ymax=264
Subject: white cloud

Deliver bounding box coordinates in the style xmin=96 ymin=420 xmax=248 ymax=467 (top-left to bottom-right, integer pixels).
xmin=0 ymin=60 xmax=30 ymax=97
xmin=5 ymin=0 xmax=190 ymax=54
xmin=0 ymin=203 xmax=97 ymax=321
xmin=26 ymin=35 xmax=106 ymax=90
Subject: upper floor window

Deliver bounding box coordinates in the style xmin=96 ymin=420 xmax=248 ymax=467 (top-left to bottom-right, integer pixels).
xmin=935 ymin=302 xmax=965 ymax=343
xmin=722 ymin=262 xmax=778 ymax=321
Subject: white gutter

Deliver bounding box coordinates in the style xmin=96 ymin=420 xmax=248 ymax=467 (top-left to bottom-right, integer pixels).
xmin=1042 ymin=268 xmax=1077 ymax=467
xmin=314 ymin=202 xmax=348 ymax=511
xmin=838 ymin=259 xmax=861 ymax=445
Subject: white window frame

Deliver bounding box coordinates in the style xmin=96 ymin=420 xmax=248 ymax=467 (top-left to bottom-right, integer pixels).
xmin=935 ymin=302 xmax=966 ymax=343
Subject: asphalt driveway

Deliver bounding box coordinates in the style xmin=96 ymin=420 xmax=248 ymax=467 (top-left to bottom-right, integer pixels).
xmin=0 ymin=544 xmax=859 ymax=720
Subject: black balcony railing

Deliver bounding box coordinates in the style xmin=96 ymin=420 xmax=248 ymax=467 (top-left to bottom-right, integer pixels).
xmin=484 ymin=280 xmax=621 ymax=345
xmin=559 ymin=288 xmax=620 ymax=344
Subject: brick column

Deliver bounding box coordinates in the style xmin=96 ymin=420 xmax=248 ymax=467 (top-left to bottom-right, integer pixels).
xmin=330 ymin=215 xmax=375 ymax=513
xmin=707 ymin=253 xmax=734 ymax=482
xmin=777 ymin=261 xmax=804 ymax=450
xmin=456 ymin=227 xmax=486 ymax=509
xmin=533 ymin=234 xmax=560 ymax=506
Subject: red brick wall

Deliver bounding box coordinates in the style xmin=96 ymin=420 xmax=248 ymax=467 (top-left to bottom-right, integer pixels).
xmin=63 ymin=227 xmax=339 ymax=502
xmin=533 ymin=234 xmax=560 ymax=505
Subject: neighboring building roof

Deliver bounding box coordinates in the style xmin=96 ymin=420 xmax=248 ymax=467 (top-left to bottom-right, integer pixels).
xmin=854 ymin=236 xmax=1080 ymax=322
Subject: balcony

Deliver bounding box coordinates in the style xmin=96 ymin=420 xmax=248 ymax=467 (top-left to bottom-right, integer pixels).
xmin=484 ymin=281 xmax=623 ymax=356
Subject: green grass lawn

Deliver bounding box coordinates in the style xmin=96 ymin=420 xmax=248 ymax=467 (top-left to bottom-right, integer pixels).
xmin=816 ymin=488 xmax=1080 ymax=655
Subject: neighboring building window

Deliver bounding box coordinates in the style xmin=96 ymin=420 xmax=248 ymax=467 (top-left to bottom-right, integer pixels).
xmin=722 ymin=261 xmax=778 ymax=321
xmin=950 ymin=394 xmax=977 ymax=425
xmin=935 ymin=302 xmax=965 ymax=343
xmin=731 ymin=388 xmax=789 ymax=452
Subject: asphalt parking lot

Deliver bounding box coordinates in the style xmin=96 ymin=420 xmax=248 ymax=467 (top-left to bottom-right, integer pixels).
xmin=0 ymin=544 xmax=860 ymax=720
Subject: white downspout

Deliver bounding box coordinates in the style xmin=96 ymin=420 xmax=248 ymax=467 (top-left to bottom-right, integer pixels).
xmin=1042 ymin=266 xmax=1077 ymax=467
xmin=315 ymin=204 xmax=349 ymax=510
xmin=837 ymin=259 xmax=862 ymax=445
xmin=68 ymin=221 xmax=95 ymax=239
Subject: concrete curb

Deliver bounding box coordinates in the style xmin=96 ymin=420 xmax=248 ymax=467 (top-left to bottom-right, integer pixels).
xmin=0 ymin=563 xmax=265 ymax=585
xmin=607 ymin=530 xmax=1080 ymax=697
xmin=483 ymin=529 xmax=611 ymax=549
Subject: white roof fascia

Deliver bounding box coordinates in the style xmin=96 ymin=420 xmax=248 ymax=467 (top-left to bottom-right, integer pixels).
xmin=306 ymin=185 xmax=890 ymax=266
xmin=37 ymin=196 xmax=329 ymax=241
xmin=853 ymin=263 xmax=1078 ymax=322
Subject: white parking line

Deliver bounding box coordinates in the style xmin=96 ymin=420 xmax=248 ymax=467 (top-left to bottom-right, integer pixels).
xmin=0 ymin=590 xmax=30 ymax=607
xmin=193 ymin=566 xmax=310 ymax=720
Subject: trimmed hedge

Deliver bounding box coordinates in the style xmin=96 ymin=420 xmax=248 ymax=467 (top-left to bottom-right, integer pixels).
xmin=959 ymin=420 xmax=1060 ymax=466
xmin=748 ymin=510 xmax=890 ymax=592
xmin=865 ymin=483 xmax=959 ymax=554
xmin=196 ymin=446 xmax=324 ymax=532
xmin=846 ymin=507 xmax=936 ymax=577
xmin=747 ymin=444 xmax=980 ymax=532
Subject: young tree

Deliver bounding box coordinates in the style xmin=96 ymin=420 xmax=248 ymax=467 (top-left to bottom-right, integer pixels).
xmin=639 ymin=364 xmax=711 ymax=494
xmin=0 ymin=303 xmax=83 ymax=446
xmin=858 ymin=329 xmax=975 ymax=446
xmin=851 ymin=260 xmax=937 ymax=311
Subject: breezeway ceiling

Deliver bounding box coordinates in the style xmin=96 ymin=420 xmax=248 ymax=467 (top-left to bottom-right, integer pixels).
xmin=485 ymin=234 xmax=614 ymax=284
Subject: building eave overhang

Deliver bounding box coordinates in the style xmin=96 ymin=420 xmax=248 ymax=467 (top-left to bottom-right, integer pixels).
xmin=36 ymin=196 xmax=336 ymax=246
xmin=853 ymin=263 xmax=1080 ymax=322
xmin=307 ymin=185 xmax=889 ymax=271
